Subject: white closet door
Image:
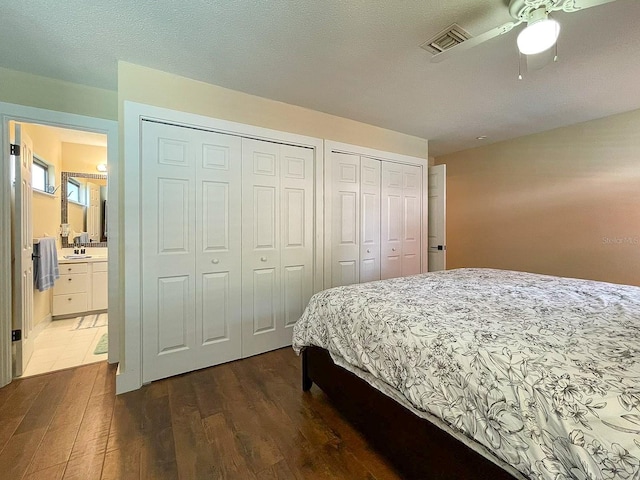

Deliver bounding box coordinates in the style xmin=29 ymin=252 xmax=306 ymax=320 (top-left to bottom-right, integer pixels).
xmin=141 ymin=121 xmax=242 ymax=382
xmin=242 ymin=138 xmax=281 ymax=357
xmin=330 ymin=152 xmax=360 ymax=287
xmin=360 ymin=157 xmax=381 ymax=283
xmin=401 ymin=164 xmax=422 ymax=276
xmin=381 ymin=162 xmax=423 ymax=279
xmin=196 ymin=129 xmax=243 ymax=365
xmin=242 ymin=139 xmax=313 ymax=356
xmin=280 ymin=144 xmax=314 ymax=347
xmin=381 ymin=162 xmax=403 ymax=279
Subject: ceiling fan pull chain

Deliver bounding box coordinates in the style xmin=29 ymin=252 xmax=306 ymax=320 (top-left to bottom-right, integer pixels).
xmin=554 ymin=40 xmax=559 ymax=62
xmin=518 ymin=52 xmax=524 ymax=80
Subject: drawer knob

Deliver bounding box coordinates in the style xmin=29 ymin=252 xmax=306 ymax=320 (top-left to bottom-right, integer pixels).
xmin=68 ymin=298 xmax=72 ymax=301
xmin=67 ymin=268 xmax=72 ymax=271
xmin=260 ymin=256 xmax=267 ymax=262
xmin=392 ymin=247 xmax=396 ymax=252
xmin=212 ymin=259 xmax=219 ymax=264
xmin=367 ymin=249 xmax=371 ymax=253
xmin=68 ymin=278 xmax=72 ymax=282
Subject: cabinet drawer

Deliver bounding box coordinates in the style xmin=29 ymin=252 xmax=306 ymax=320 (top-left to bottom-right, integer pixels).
xmin=59 ymin=263 xmax=88 ymax=274
xmin=55 ymin=274 xmax=88 ymax=295
xmin=92 ymin=261 xmax=108 ymax=273
xmin=53 ymin=293 xmax=88 ymax=316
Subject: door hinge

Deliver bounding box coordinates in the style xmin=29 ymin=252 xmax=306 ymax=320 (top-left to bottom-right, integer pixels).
xmin=10 ymin=144 xmax=20 ymax=156
xmin=11 ymin=330 xmax=22 ymax=342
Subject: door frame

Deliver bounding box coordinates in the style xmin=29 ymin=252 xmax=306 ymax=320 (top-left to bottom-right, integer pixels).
xmin=0 ymin=102 xmax=119 ymax=388
xmin=323 ymin=140 xmax=429 ymax=288
xmin=118 ymin=101 xmax=324 ymax=394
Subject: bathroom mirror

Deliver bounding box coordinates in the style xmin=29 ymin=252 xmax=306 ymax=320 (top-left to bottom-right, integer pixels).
xmin=61 ymin=171 xmax=107 ymax=248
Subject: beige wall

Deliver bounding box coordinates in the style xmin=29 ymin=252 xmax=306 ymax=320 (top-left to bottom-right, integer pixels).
xmin=435 ymin=108 xmax=640 ymax=286
xmin=67 ymin=202 xmax=85 ymax=236
xmin=0 ymin=67 xmax=117 ymax=120
xmin=118 ymin=62 xmax=428 ymax=159
xmin=61 ymin=143 xmax=107 ymax=173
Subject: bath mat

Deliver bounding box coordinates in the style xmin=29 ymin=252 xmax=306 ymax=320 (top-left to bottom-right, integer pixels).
xmin=94 ymin=333 xmax=108 ymax=355
xmin=73 ymin=313 xmax=107 ymax=330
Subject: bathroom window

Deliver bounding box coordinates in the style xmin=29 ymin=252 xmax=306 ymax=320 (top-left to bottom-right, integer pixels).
xmin=32 ymin=156 xmax=49 ymax=193
xmin=67 ymin=178 xmax=81 ymax=204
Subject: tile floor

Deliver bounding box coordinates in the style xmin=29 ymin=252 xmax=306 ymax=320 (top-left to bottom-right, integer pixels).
xmin=21 ymin=315 xmax=108 ymax=377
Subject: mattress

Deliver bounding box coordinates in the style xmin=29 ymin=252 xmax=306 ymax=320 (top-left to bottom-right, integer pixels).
xmin=292 ymin=268 xmax=640 ymax=480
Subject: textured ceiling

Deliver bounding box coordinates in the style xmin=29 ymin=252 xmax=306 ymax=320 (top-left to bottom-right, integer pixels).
xmin=1 ymin=0 xmax=639 ymax=156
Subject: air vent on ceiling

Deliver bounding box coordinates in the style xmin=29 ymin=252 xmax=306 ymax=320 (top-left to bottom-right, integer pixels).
xmin=420 ymin=24 xmax=472 ymax=55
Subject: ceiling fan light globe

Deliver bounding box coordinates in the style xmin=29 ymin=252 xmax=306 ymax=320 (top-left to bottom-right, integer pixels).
xmin=517 ymin=18 xmax=560 ymax=55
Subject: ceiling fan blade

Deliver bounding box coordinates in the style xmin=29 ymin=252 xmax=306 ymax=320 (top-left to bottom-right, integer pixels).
xmin=561 ymin=0 xmax=619 ymax=12
xmin=430 ymin=20 xmax=521 ymax=63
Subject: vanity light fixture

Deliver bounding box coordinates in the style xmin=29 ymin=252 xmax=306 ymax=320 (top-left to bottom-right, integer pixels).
xmin=96 ymin=163 xmax=107 ymax=172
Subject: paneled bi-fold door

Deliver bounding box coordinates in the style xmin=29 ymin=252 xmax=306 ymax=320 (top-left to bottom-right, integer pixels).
xmin=141 ymin=121 xmax=242 ymax=382
xmin=381 ymin=162 xmax=422 ymax=280
xmin=141 ymin=121 xmax=314 ymax=382
xmin=329 ymin=152 xmax=382 ymax=287
xmin=241 ymin=138 xmax=314 ymax=357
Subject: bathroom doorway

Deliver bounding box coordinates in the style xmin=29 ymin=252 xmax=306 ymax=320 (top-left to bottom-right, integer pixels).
xmin=0 ymin=102 xmax=119 ymax=388
xmin=14 ymin=122 xmax=109 ymax=377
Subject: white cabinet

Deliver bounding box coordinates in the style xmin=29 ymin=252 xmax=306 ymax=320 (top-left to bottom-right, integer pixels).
xmin=52 ymin=261 xmax=108 ymax=317
xmin=91 ymin=262 xmax=108 ymax=310
xmin=327 ymin=148 xmax=425 ymax=288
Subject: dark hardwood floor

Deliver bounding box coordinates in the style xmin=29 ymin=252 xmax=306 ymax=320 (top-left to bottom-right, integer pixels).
xmin=0 ymin=348 xmax=402 ymax=479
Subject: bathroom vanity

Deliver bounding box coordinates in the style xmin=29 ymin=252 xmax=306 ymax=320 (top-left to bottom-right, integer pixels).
xmin=53 ymin=256 xmax=108 ymax=317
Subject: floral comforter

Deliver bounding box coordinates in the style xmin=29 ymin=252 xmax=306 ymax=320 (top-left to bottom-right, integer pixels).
xmin=292 ymin=268 xmax=640 ymax=479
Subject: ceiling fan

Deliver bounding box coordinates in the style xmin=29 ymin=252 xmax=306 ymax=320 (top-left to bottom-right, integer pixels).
xmin=430 ymin=0 xmax=620 ymax=63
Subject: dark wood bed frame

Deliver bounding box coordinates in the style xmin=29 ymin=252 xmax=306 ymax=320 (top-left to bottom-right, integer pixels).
xmin=302 ymin=346 xmax=518 ymax=480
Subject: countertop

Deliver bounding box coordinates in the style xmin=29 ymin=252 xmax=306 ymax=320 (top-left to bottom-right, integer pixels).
xmin=58 ymin=255 xmax=108 ymax=264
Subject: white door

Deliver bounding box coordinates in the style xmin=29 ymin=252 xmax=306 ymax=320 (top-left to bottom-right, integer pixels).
xmin=381 ymin=162 xmax=403 ymax=279
xmin=86 ymin=182 xmax=100 ymax=242
xmin=428 ymin=165 xmax=446 ymax=271
xmin=360 ymin=157 xmax=381 ymax=283
xmin=141 ymin=121 xmax=242 ymax=382
xmin=381 ymin=162 xmax=423 ymax=279
xmin=401 ymin=164 xmax=422 ymax=276
xmin=280 ymin=144 xmax=314 ymax=345
xmin=12 ymin=125 xmax=34 ymax=377
xmin=330 ymin=152 xmax=360 ymax=287
xmin=241 ymin=138 xmax=313 ymax=357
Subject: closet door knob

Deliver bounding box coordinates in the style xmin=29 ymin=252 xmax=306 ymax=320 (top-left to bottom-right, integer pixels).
xmin=212 ymin=259 xmax=219 ymax=264
xmin=260 ymin=257 xmax=267 ymax=262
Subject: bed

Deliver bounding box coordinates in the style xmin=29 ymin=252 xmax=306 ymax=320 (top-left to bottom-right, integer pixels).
xmin=292 ymin=268 xmax=640 ymax=479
